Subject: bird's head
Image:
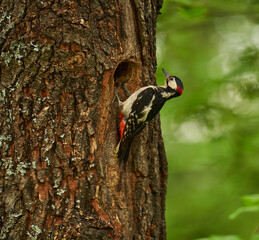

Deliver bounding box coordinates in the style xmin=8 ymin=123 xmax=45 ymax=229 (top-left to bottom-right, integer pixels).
xmin=162 ymin=68 xmax=184 ymax=98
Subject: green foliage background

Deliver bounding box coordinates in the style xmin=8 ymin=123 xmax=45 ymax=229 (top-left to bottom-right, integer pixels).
xmin=156 ymin=0 xmax=259 ymax=239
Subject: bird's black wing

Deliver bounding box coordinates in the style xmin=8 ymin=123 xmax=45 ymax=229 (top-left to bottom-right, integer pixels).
xmin=123 ymin=87 xmax=166 ymax=140
xmin=118 ymin=87 xmax=166 ymax=164
xmin=122 ymin=87 xmax=157 ymax=141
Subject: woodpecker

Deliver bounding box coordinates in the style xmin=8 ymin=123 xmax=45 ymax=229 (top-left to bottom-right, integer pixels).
xmin=115 ymin=68 xmax=184 ymax=165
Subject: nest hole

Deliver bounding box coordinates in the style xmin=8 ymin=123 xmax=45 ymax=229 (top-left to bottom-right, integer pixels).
xmin=114 ymin=61 xmax=139 ymax=86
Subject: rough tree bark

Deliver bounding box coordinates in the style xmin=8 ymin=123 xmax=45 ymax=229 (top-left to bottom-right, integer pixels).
xmin=0 ymin=0 xmax=167 ymax=239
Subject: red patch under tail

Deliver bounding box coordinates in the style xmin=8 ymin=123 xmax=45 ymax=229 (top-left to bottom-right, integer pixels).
xmin=119 ymin=112 xmax=126 ymax=140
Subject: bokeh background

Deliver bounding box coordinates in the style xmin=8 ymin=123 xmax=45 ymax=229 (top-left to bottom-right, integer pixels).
xmin=156 ymin=0 xmax=259 ymax=239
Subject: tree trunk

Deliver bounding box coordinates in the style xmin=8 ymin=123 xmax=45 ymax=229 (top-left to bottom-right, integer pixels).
xmin=0 ymin=0 xmax=167 ymax=239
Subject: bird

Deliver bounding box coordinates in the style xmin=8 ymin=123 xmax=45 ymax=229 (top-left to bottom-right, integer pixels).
xmin=115 ymin=68 xmax=184 ymax=166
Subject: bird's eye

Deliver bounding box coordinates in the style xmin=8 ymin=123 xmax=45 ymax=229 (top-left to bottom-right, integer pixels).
xmin=170 ymin=77 xmax=174 ymax=80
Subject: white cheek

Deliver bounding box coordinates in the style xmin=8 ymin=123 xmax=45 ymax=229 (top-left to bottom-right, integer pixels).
xmin=168 ymin=80 xmax=177 ymax=89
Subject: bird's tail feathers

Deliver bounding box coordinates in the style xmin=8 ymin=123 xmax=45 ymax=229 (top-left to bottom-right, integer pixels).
xmin=116 ymin=140 xmax=132 ymax=168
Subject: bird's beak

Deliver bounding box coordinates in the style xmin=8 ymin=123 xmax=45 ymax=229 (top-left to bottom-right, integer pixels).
xmin=162 ymin=68 xmax=170 ymax=78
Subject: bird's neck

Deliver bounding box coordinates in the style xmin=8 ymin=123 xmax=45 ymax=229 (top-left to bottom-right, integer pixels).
xmin=158 ymin=86 xmax=175 ymax=100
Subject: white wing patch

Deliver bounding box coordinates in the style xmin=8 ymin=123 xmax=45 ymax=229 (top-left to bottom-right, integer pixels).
xmin=161 ymin=91 xmax=176 ymax=98
xmin=121 ymin=86 xmax=156 ymax=118
xmin=137 ymin=95 xmax=155 ymax=123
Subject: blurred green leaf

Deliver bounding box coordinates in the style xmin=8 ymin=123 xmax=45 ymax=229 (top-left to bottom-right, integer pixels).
xmin=195 ymin=235 xmax=243 ymax=240
xmin=178 ymin=6 xmax=207 ymax=19
xmin=251 ymin=234 xmax=259 ymax=240
xmin=229 ymin=194 xmax=259 ymax=219
xmin=195 ymin=234 xmax=259 ymax=240
xmin=242 ymin=194 xmax=259 ymax=206
xmin=158 ymin=0 xmax=259 ymax=239
xmin=239 ymin=47 xmax=259 ymax=66
xmin=229 ymin=206 xmax=259 ymax=220
xmin=173 ymin=0 xmax=193 ymax=5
